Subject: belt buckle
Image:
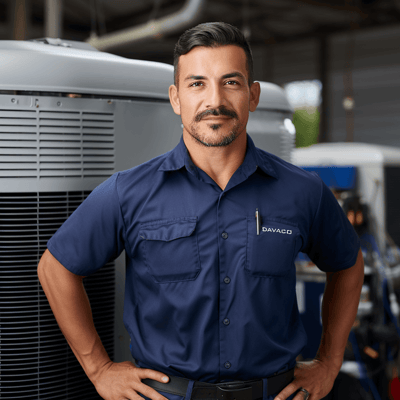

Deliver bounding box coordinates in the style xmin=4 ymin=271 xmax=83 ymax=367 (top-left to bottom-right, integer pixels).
xmin=216 ymin=381 xmax=253 ymax=400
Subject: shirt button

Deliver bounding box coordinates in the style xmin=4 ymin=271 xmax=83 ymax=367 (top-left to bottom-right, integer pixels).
xmin=224 ymin=276 xmax=231 ymax=284
xmin=221 ymin=232 xmax=228 ymax=239
xmin=223 ymin=318 xmax=230 ymax=326
xmin=224 ymin=362 xmax=231 ymax=369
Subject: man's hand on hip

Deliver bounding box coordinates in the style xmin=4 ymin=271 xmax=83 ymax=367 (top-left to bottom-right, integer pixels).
xmin=274 ymin=360 xmax=338 ymax=400
xmin=93 ymin=361 xmax=170 ymax=400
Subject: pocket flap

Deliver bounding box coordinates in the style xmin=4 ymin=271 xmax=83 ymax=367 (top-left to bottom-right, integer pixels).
xmin=139 ymin=217 xmax=197 ymax=242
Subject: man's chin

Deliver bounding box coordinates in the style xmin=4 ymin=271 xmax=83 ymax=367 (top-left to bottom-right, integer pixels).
xmin=191 ymin=131 xmax=240 ymax=148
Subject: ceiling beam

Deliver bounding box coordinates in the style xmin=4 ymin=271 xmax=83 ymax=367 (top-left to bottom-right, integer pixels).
xmin=256 ymin=17 xmax=400 ymax=47
xmin=294 ymin=0 xmax=369 ymax=19
xmin=100 ymin=0 xmax=184 ymax=33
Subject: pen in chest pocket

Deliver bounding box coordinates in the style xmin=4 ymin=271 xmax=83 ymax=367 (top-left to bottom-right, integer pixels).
xmin=255 ymin=208 xmax=262 ymax=235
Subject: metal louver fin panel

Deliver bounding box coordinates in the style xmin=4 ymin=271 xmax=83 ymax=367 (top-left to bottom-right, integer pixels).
xmin=0 ymin=109 xmax=115 ymax=179
xmin=0 ymin=110 xmax=37 ymax=178
xmin=0 ymin=192 xmax=114 ymax=399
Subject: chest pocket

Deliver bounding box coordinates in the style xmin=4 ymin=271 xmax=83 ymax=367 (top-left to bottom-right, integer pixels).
xmin=139 ymin=217 xmax=201 ymax=283
xmin=246 ymin=217 xmax=298 ymax=277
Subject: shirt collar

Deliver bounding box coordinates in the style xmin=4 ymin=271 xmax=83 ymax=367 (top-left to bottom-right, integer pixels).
xmin=241 ymin=134 xmax=278 ymax=180
xmin=158 ymin=135 xmax=190 ymax=172
xmin=158 ymin=134 xmax=278 ymax=180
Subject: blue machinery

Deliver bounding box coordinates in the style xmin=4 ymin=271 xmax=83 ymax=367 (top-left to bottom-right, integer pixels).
xmin=295 ymin=164 xmax=400 ymax=400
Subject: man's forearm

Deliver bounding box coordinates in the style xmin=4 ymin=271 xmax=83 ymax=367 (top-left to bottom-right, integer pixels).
xmin=37 ymin=249 xmax=111 ymax=382
xmin=316 ymin=248 xmax=365 ymax=370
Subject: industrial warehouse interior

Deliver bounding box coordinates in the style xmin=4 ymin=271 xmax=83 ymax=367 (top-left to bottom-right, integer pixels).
xmin=1 ymin=0 xmax=400 ymax=399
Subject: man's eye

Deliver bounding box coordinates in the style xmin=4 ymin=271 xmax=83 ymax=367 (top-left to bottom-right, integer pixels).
xmin=226 ymin=80 xmax=239 ymax=85
xmin=190 ymin=82 xmax=203 ymax=87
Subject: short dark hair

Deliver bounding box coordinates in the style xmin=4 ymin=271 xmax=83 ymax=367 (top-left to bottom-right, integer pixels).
xmin=173 ymin=22 xmax=254 ymax=87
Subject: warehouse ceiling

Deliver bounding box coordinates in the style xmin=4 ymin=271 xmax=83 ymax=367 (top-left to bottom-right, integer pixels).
xmin=9 ymin=0 xmax=400 ymax=63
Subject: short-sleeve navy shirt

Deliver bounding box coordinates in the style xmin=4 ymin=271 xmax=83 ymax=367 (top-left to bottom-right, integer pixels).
xmin=47 ymin=134 xmax=360 ymax=386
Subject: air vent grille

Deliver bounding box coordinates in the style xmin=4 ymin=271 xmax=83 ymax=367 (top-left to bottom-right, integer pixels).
xmin=0 ymin=191 xmax=114 ymax=399
xmin=0 ymin=110 xmax=115 ymax=179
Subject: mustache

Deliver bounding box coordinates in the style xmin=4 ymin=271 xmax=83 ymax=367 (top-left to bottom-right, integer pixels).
xmin=194 ymin=106 xmax=238 ymax=122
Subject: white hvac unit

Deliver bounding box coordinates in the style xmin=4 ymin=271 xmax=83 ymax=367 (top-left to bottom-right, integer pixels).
xmin=0 ymin=38 xmax=294 ymax=399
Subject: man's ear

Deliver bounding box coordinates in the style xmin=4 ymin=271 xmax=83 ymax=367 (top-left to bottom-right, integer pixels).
xmin=249 ymin=81 xmax=261 ymax=112
xmin=169 ymin=85 xmax=181 ymax=116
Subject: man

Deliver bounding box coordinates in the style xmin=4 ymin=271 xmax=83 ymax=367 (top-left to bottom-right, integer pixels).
xmin=37 ymin=22 xmax=364 ymax=400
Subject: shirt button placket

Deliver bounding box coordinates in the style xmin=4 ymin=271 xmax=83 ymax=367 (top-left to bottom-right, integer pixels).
xmin=218 ymin=192 xmax=232 ymax=376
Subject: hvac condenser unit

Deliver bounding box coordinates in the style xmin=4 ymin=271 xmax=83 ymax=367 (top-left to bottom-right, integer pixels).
xmin=0 ymin=38 xmax=182 ymax=400
xmin=0 ymin=38 xmax=294 ymax=399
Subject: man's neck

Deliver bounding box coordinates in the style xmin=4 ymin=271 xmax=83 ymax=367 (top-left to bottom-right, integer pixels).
xmin=182 ymin=131 xmax=247 ymax=190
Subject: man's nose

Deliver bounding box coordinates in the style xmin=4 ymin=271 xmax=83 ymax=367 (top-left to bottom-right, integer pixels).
xmin=205 ymin=83 xmax=225 ymax=108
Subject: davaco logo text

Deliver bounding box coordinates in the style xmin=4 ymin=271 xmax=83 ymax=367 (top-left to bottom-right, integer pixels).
xmin=262 ymin=227 xmax=292 ymax=234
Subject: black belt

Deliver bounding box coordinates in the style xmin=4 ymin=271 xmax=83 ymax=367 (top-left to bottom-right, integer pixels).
xmin=143 ymin=368 xmax=294 ymax=400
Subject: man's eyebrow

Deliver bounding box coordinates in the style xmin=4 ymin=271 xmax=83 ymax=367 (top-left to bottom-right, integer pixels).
xmin=184 ymin=75 xmax=206 ymax=81
xmin=222 ymin=72 xmax=246 ymax=80
xmin=184 ymin=72 xmax=246 ymax=81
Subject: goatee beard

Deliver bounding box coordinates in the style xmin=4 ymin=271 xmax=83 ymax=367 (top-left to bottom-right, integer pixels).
xmin=189 ymin=126 xmax=241 ymax=147
xmin=188 ymin=106 xmax=242 ymax=147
